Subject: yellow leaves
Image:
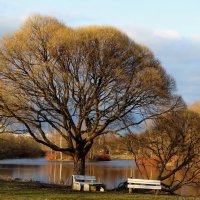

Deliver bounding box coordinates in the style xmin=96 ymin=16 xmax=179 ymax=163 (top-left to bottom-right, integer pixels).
xmin=136 ymin=67 xmax=161 ymax=86
xmin=188 ymin=101 xmax=200 ymax=114
xmin=0 ymin=81 xmax=20 ymax=108
xmin=1 ymin=15 xmax=133 ymax=71
xmin=131 ymin=66 xmax=171 ymax=99
xmin=21 ymin=15 xmax=65 ymax=36
xmin=49 ymin=27 xmax=75 ymax=55
xmin=75 ymin=26 xmax=129 ymax=50
xmin=0 ymin=15 xmax=176 ymax=107
xmin=76 ymin=26 xmax=127 ymax=40
xmin=2 ymin=32 xmax=27 ymax=55
xmin=2 ymin=15 xmax=68 ymax=59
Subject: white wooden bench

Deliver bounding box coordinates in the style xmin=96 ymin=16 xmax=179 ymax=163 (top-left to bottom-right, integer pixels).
xmin=72 ymin=175 xmax=105 ymax=192
xmin=127 ymin=178 xmax=161 ymax=194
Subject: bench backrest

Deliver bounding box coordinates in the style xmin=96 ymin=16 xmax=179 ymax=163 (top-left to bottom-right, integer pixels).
xmin=127 ymin=178 xmax=161 ymax=185
xmin=72 ymin=175 xmax=96 ymax=182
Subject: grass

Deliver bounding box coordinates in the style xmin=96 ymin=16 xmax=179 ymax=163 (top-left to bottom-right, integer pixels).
xmin=0 ymin=179 xmax=196 ymax=200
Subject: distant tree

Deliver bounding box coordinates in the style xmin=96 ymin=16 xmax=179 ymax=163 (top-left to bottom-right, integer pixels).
xmin=125 ymin=110 xmax=200 ymax=194
xmin=0 ymin=15 xmax=181 ymax=174
xmin=88 ymin=134 xmax=126 ymax=159
xmin=188 ymin=101 xmax=200 ymax=114
xmin=0 ymin=133 xmax=45 ymax=159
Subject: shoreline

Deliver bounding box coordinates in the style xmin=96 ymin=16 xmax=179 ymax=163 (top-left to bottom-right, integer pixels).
xmin=0 ymin=155 xmax=133 ymax=162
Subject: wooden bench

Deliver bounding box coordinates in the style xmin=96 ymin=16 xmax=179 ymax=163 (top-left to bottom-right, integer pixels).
xmin=72 ymin=175 xmax=105 ymax=192
xmin=127 ymin=178 xmax=161 ymax=194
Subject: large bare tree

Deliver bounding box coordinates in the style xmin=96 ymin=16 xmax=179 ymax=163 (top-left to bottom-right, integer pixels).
xmin=125 ymin=110 xmax=200 ymax=194
xmin=0 ymin=15 xmax=181 ymax=174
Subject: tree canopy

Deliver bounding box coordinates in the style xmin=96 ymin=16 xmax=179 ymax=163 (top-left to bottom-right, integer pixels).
xmin=0 ymin=15 xmax=181 ymax=174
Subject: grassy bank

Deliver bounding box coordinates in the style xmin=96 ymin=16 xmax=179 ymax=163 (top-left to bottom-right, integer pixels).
xmin=0 ymin=179 xmax=195 ymax=200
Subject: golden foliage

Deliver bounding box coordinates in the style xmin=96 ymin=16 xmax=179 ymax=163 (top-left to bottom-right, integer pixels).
xmin=0 ymin=15 xmax=181 ymax=174
xmin=188 ymin=101 xmax=200 ymax=114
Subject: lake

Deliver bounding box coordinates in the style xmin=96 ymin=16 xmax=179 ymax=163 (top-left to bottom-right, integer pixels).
xmin=0 ymin=158 xmax=199 ymax=196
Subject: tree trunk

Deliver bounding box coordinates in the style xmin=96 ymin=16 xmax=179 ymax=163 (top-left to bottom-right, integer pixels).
xmin=73 ymin=153 xmax=86 ymax=175
xmin=73 ymin=141 xmax=93 ymax=175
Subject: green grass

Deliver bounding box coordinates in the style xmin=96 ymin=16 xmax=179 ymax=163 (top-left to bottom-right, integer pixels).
xmin=0 ymin=180 xmax=195 ymax=200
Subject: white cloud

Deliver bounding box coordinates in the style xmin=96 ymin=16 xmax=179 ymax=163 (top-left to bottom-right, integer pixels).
xmin=120 ymin=26 xmax=182 ymax=49
xmin=191 ymin=34 xmax=200 ymax=42
xmin=154 ymin=30 xmax=181 ymax=39
xmin=119 ymin=26 xmax=200 ymax=104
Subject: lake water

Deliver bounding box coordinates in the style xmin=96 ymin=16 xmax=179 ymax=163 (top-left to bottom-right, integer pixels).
xmin=0 ymin=158 xmax=199 ymax=196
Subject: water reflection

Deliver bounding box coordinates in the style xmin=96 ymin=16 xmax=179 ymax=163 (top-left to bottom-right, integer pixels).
xmin=0 ymin=158 xmax=199 ymax=196
xmin=0 ymin=158 xmax=135 ymax=188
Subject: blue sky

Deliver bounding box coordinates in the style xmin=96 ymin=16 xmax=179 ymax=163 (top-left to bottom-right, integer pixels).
xmin=0 ymin=0 xmax=200 ymax=104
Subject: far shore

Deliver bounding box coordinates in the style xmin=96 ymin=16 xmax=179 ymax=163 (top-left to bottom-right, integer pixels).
xmin=46 ymin=154 xmax=134 ymax=162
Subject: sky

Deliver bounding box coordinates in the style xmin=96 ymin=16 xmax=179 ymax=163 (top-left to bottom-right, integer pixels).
xmin=0 ymin=0 xmax=200 ymax=104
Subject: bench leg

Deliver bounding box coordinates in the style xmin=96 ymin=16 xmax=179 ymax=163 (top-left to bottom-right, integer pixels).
xmin=73 ymin=183 xmax=81 ymax=191
xmin=90 ymin=185 xmax=97 ymax=191
xmin=83 ymin=184 xmax=90 ymax=191
xmin=129 ymin=188 xmax=133 ymax=193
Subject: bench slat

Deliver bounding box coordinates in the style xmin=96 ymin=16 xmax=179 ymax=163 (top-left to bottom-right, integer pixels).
xmin=127 ymin=178 xmax=160 ymax=185
xmin=128 ymin=184 xmax=161 ymax=190
xmin=73 ymin=175 xmax=96 ymax=181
